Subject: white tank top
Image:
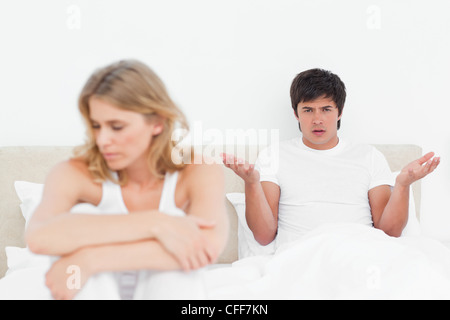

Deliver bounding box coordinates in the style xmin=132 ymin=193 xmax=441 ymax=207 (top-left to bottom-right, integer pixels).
xmin=96 ymin=171 xmax=185 ymax=299
xmin=97 ymin=171 xmax=185 ymax=217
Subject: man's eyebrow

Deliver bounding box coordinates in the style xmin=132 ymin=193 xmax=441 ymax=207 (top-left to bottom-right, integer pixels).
xmin=301 ymin=105 xmax=334 ymax=109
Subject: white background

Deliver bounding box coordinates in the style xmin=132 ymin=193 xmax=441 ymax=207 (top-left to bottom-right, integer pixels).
xmin=1 ymin=0 xmax=449 ymax=241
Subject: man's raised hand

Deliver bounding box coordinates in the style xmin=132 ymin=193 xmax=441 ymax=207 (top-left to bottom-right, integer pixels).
xmin=396 ymin=152 xmax=440 ymax=187
xmin=221 ymin=153 xmax=260 ymax=184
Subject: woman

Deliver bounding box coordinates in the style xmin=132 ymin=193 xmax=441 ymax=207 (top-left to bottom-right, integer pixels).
xmin=25 ymin=59 xmax=228 ymax=300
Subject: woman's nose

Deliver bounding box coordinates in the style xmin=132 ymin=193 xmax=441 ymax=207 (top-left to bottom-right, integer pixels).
xmin=96 ymin=129 xmax=112 ymax=147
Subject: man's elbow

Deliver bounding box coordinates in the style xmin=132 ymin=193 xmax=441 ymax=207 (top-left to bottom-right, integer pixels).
xmin=376 ymin=221 xmax=407 ymax=238
xmin=253 ymin=231 xmax=276 ymax=247
xmin=384 ymin=228 xmax=403 ymax=238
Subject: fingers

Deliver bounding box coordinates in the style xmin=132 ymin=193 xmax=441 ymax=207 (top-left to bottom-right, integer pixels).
xmin=417 ymin=152 xmax=435 ymax=165
xmin=163 ymin=217 xmax=217 ymax=272
xmin=221 ymin=153 xmax=250 ymax=168
xmin=424 ymin=156 xmax=440 ymax=175
xmin=187 ymin=246 xmax=214 ymax=271
xmin=220 ymin=153 xmax=256 ymax=179
xmin=188 ymin=215 xmax=216 ymax=229
xmin=175 ymin=241 xmax=216 ymax=272
xmin=221 ymin=153 xmax=235 ymax=167
xmin=411 ymin=155 xmax=440 ymax=181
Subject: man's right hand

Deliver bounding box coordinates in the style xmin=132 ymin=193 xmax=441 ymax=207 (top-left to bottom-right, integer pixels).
xmin=221 ymin=153 xmax=279 ymax=246
xmin=221 ymin=153 xmax=260 ymax=184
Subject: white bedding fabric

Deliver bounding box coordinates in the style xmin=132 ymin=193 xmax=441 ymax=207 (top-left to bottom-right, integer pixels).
xmin=204 ymin=223 xmax=450 ymax=300
xmin=3 ymin=182 xmax=450 ymax=299
xmin=3 ymin=223 xmax=450 ymax=299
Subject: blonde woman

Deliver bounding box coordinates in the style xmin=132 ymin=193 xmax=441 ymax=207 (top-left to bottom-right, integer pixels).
xmin=25 ymin=60 xmax=228 ymax=300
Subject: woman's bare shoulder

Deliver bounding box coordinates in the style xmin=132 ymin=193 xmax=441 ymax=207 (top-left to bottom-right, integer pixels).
xmin=46 ymin=157 xmax=92 ymax=182
xmin=50 ymin=158 xmax=89 ymax=176
xmin=178 ymin=155 xmax=224 ymax=187
xmin=43 ymin=157 xmax=102 ymax=205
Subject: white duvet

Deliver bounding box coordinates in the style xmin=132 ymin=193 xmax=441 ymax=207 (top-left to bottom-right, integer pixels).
xmin=2 ymin=223 xmax=450 ymax=299
xmin=205 ymin=223 xmax=450 ymax=300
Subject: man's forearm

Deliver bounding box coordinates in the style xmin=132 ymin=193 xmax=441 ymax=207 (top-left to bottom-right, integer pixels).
xmin=244 ymin=182 xmax=277 ymax=245
xmin=378 ymin=184 xmax=409 ymax=237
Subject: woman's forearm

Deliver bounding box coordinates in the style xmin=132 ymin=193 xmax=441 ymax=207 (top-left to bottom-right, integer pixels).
xmin=26 ymin=211 xmax=161 ymax=256
xmin=45 ymin=239 xmax=183 ymax=300
xmin=85 ymin=240 xmax=182 ymax=274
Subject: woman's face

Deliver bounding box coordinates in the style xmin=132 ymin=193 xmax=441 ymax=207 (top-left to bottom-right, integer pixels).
xmin=88 ymin=97 xmax=162 ymax=171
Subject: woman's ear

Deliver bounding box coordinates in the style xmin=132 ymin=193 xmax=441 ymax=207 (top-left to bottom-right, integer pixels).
xmin=152 ymin=121 xmax=164 ymax=136
xmin=147 ymin=114 xmax=164 ymax=136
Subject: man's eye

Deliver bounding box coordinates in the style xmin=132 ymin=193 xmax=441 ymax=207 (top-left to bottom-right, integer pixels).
xmin=112 ymin=126 xmax=123 ymax=131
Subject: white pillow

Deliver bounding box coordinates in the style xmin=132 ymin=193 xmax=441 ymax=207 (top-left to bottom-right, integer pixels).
xmin=14 ymin=181 xmax=44 ymax=227
xmin=226 ymin=193 xmax=275 ymax=259
xmin=10 ymin=181 xmax=100 ymax=276
xmin=5 ymin=246 xmax=51 ymax=276
xmin=14 ymin=181 xmax=101 ymax=224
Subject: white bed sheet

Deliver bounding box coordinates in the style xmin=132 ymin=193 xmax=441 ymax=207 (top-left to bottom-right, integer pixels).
xmin=2 ymin=223 xmax=450 ymax=300
xmin=204 ymin=223 xmax=450 ymax=300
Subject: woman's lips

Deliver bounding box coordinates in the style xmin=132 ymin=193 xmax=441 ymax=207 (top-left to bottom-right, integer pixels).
xmin=103 ymin=153 xmax=120 ymax=160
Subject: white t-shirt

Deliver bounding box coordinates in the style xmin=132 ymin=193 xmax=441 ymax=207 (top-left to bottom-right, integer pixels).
xmin=255 ymin=137 xmax=394 ymax=247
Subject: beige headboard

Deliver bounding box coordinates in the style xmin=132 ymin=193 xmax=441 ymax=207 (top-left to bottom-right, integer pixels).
xmin=0 ymin=144 xmax=422 ymax=278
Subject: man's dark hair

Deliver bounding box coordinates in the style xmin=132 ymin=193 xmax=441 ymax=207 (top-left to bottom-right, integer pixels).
xmin=290 ymin=68 xmax=346 ymax=130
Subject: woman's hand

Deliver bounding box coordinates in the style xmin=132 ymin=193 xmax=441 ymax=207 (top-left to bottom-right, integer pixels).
xmin=45 ymin=248 xmax=93 ymax=300
xmin=396 ymin=152 xmax=440 ymax=187
xmin=152 ymin=215 xmax=217 ymax=271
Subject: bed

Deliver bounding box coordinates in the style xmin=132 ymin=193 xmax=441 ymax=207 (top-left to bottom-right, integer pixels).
xmin=1 ymin=144 xmax=450 ymax=299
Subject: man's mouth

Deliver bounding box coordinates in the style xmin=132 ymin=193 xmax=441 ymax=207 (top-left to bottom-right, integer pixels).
xmin=312 ymin=129 xmax=326 ymax=136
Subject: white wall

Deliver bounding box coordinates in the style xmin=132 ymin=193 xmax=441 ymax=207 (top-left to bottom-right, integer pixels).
xmin=1 ymin=0 xmax=449 ymax=240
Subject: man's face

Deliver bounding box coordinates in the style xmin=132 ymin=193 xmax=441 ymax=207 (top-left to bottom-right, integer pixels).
xmin=295 ymin=95 xmax=342 ymax=150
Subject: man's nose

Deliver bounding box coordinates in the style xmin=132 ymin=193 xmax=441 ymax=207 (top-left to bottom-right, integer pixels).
xmin=312 ymin=111 xmax=324 ymax=124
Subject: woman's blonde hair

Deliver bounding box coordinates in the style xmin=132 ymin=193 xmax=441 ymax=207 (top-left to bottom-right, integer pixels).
xmin=75 ymin=59 xmax=189 ymax=184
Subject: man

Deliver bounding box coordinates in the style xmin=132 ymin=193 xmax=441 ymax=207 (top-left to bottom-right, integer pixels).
xmin=223 ymin=68 xmax=440 ymax=248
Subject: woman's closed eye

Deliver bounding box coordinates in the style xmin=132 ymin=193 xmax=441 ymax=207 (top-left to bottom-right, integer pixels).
xmin=111 ymin=125 xmax=124 ymax=131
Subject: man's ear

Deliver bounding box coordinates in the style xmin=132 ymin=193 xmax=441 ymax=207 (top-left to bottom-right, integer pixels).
xmin=293 ymin=109 xmax=299 ymax=121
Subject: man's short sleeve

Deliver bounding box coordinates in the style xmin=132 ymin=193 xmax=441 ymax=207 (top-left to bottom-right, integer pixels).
xmin=255 ymin=146 xmax=280 ymax=185
xmin=369 ymin=147 xmax=395 ymax=190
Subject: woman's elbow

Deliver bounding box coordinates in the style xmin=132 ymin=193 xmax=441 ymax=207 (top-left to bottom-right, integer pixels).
xmin=207 ymin=220 xmax=230 ymax=264
xmin=25 ymin=223 xmax=62 ymax=255
xmin=25 ymin=228 xmax=47 ymax=255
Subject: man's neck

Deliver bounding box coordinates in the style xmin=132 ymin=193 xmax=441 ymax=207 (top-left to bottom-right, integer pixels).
xmin=302 ymin=136 xmax=340 ymax=150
